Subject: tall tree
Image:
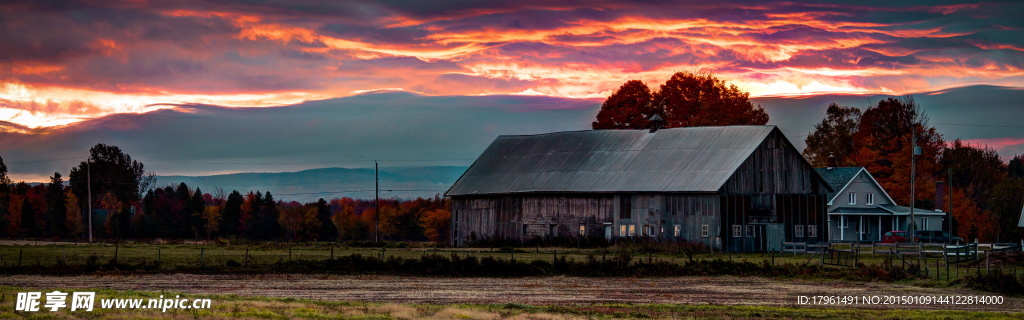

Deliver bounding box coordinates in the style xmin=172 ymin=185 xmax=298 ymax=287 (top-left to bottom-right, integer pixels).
xmin=850 ymin=96 xmax=943 ymax=208
xmin=221 ymin=190 xmax=243 ymax=237
xmin=941 ymin=139 xmax=1006 ymax=208
xmin=420 ymin=208 xmax=451 ymax=244
xmin=64 ymin=191 xmax=82 ymax=239
xmin=190 ymin=187 xmax=206 ymax=238
xmin=68 ymin=144 xmax=146 ymax=224
xmin=316 ymin=198 xmax=336 ymax=241
xmin=0 ymin=156 xmax=11 ymax=236
xmin=988 ymin=177 xmax=1024 ymax=242
xmin=1008 ymin=155 xmax=1024 ymax=179
xmin=803 ymin=103 xmax=862 ymax=167
xmin=19 ymin=196 xmax=39 ymax=237
xmin=592 ymin=80 xmax=655 ymax=129
xmin=45 ymin=172 xmax=67 ymax=238
xmin=654 ymin=71 xmax=769 ymax=128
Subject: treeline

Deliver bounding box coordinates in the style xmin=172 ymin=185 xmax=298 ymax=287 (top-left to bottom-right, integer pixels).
xmin=803 ymin=98 xmax=1024 ymax=242
xmin=0 ymin=144 xmax=451 ymax=243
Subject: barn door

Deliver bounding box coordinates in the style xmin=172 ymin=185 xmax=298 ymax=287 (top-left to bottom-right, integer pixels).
xmin=765 ymin=224 xmax=784 ymax=252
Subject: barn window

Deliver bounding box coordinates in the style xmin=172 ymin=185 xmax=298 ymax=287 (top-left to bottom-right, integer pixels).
xmin=673 ymin=225 xmax=681 ymax=237
xmin=795 ymin=225 xmax=805 ymax=238
xmin=701 ymin=224 xmax=709 ymax=238
xmin=619 ymin=225 xmax=626 ymax=237
xmin=745 ymin=225 xmax=754 ymax=238
xmin=807 ymin=225 xmax=817 ymax=238
xmin=732 ymin=225 xmax=741 ymax=237
xmin=579 ymin=225 xmax=586 ymax=236
xmin=628 ymin=225 xmax=636 ymax=237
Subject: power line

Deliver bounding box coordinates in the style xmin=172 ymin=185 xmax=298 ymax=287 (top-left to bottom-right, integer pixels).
xmin=6 ymin=156 xmax=87 ymax=164
xmin=137 ymin=158 xmax=475 ymax=165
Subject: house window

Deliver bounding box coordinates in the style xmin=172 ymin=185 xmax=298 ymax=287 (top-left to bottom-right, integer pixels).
xmin=848 ymin=192 xmax=857 ymax=205
xmin=673 ymin=225 xmax=681 ymax=237
xmin=732 ymin=225 xmax=741 ymax=237
xmin=795 ymin=225 xmax=805 ymax=237
xmin=579 ymin=225 xmax=586 ymax=236
xmin=701 ymin=224 xmax=710 ymax=238
xmin=866 ymin=193 xmax=874 ymax=205
xmin=807 ymin=225 xmax=817 ymax=238
xmin=619 ymin=225 xmax=626 ymax=237
xmin=919 ymin=218 xmax=929 ymax=230
xmin=838 ymin=216 xmax=848 ymax=228
xmin=628 ymin=225 xmax=636 ymax=237
xmin=745 ymin=225 xmax=755 ymax=237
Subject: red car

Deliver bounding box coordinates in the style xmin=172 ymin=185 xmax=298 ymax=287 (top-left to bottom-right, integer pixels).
xmin=881 ymin=231 xmax=909 ymax=243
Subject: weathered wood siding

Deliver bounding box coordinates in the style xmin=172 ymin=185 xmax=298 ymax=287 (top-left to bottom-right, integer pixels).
xmin=717 ymin=130 xmax=831 ymax=251
xmin=719 ymin=130 xmax=828 ymax=195
xmin=451 ymin=195 xmax=614 ymax=246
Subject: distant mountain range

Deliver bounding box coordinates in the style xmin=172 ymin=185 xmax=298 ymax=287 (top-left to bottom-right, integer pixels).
xmin=3 ymin=85 xmax=1024 ymax=183
xmin=157 ymin=166 xmax=468 ymax=203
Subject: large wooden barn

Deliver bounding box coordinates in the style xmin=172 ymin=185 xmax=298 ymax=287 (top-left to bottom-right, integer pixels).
xmin=445 ymin=125 xmax=833 ymax=251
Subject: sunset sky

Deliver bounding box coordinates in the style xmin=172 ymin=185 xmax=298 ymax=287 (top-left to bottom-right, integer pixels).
xmin=1 ymin=1 xmax=1023 ymax=186
xmin=2 ymin=0 xmax=1021 ymax=128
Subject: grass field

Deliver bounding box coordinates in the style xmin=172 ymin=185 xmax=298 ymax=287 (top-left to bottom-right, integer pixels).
xmin=1 ymin=285 xmax=1021 ymax=319
xmin=0 ymin=241 xmax=1013 ymax=284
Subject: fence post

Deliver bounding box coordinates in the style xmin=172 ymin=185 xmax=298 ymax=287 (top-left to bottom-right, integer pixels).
xmin=200 ymin=248 xmax=205 ymax=267
xmin=245 ymin=248 xmax=249 ymax=267
xmin=157 ymin=247 xmax=161 ymax=265
xmin=289 ymin=247 xmax=292 ymax=262
xmin=18 ymin=249 xmax=23 ymax=267
xmin=114 ymin=243 xmax=119 ymax=264
xmin=330 ymin=246 xmax=334 ymax=260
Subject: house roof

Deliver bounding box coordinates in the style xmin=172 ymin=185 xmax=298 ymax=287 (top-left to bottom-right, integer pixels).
xmin=878 ymin=204 xmax=945 ymax=216
xmin=813 ymin=166 xmax=897 ymax=205
xmin=814 ymin=167 xmax=861 ymax=201
xmin=829 ymin=207 xmax=891 ymax=215
xmin=447 ymin=125 xmax=793 ymax=196
xmin=1018 ymin=204 xmax=1024 ymax=227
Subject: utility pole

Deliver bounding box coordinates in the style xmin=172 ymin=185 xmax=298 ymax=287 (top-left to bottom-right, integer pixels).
xmin=375 ymin=160 xmax=379 ymax=242
xmin=948 ymin=169 xmax=953 ymax=238
xmin=87 ymin=157 xmax=92 ymax=243
xmin=909 ymin=126 xmax=918 ymax=238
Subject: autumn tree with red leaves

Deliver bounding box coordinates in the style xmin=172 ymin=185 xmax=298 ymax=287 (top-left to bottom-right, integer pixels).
xmin=849 ymin=96 xmax=944 ymax=209
xmin=656 ymin=71 xmax=769 ymax=127
xmin=592 ymin=80 xmax=655 ymax=129
xmin=593 ymin=72 xmax=768 ymax=130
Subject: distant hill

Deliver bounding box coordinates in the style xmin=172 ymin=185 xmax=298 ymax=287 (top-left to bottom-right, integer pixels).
xmin=157 ymin=166 xmax=468 ymax=203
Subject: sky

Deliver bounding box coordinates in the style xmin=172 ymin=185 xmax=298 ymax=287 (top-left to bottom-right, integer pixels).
xmin=1 ymin=1 xmax=1023 ymax=186
xmin=1 ymin=0 xmax=1022 ymax=128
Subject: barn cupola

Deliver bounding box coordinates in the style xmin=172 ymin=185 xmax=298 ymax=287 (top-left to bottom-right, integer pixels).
xmin=648 ymin=114 xmax=664 ymax=133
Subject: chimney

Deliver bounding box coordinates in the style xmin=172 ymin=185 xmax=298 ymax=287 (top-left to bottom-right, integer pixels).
xmin=648 ymin=114 xmax=664 ymax=133
xmin=935 ymin=181 xmax=945 ymax=210
xmin=826 ymin=153 xmax=839 ymax=168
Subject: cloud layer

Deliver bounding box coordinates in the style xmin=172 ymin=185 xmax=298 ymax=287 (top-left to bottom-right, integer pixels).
xmin=1 ymin=0 xmax=1022 ymax=127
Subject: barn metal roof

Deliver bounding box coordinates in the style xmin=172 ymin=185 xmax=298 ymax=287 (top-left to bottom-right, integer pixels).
xmin=446 ymin=125 xmax=780 ymax=196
